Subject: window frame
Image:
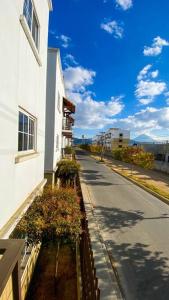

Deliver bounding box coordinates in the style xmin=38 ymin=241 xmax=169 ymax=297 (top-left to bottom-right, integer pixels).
xmin=23 ymin=0 xmax=40 ymax=50
xmin=18 ymin=108 xmax=37 ymax=155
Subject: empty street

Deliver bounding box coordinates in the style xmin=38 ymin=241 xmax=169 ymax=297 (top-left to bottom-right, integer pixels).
xmin=77 ymin=150 xmax=169 ymax=300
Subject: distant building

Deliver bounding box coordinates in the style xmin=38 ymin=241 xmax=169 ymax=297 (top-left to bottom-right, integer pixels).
xmin=107 ymin=128 xmax=130 ymax=150
xmin=95 ymin=128 xmax=130 ymax=150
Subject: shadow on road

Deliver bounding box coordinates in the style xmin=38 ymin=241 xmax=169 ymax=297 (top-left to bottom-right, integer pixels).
xmin=94 ymin=206 xmax=169 ymax=299
xmin=106 ymin=240 xmax=169 ymax=300
xmin=95 ymin=206 xmax=144 ymax=231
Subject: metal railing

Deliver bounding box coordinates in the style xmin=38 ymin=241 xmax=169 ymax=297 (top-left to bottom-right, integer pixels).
xmin=62 ymin=119 xmax=72 ymax=131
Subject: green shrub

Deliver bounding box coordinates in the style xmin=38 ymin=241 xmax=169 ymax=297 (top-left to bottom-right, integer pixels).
xmin=112 ymin=149 xmax=123 ymax=160
xmin=56 ymin=159 xmax=80 ymax=187
xmin=64 ymin=146 xmax=74 ymax=155
xmin=112 ymin=146 xmax=154 ymax=169
xmin=11 ymin=187 xmax=82 ymax=245
xmin=80 ymin=144 xmax=102 ymax=153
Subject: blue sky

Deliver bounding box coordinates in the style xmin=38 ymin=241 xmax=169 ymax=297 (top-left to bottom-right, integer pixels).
xmin=48 ymin=0 xmax=169 ymax=140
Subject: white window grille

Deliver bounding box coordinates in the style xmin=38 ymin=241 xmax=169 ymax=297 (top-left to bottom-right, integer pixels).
xmin=23 ymin=0 xmax=39 ymax=49
xmin=18 ymin=110 xmax=36 ymax=152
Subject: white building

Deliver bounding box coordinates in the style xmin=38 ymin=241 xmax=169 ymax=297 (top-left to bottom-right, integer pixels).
xmin=45 ymin=48 xmax=75 ymax=185
xmin=95 ymin=128 xmax=130 ymax=150
xmin=105 ymin=128 xmax=130 ymax=150
xmin=0 ymin=0 xmax=52 ymax=238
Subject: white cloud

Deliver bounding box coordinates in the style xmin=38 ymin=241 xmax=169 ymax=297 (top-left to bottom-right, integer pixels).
xmin=115 ymin=0 xmax=133 ymax=10
xmin=112 ymin=106 xmax=169 ymax=136
xmin=137 ymin=64 xmax=152 ymax=81
xmin=143 ymin=36 xmax=169 ymax=56
xmin=139 ymin=98 xmax=154 ymax=105
xmin=63 ymin=54 xmax=78 ymax=67
xmin=151 ymin=70 xmax=159 ymax=78
xmin=136 ymin=65 xmax=167 ymax=105
xmin=64 ymin=64 xmax=124 ymax=129
xmin=73 ymin=95 xmax=124 ymax=129
xmin=136 ymin=80 xmax=167 ymax=100
xmin=101 ymin=20 xmax=124 ymax=39
xmin=64 ymin=66 xmax=96 ymax=92
xmin=166 ymin=99 xmax=169 ymax=106
xmin=56 ymin=34 xmax=71 ymax=48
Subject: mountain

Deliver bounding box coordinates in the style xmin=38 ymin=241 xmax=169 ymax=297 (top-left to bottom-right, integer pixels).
xmin=73 ymin=137 xmax=93 ymax=145
xmin=133 ymin=134 xmax=156 ymax=143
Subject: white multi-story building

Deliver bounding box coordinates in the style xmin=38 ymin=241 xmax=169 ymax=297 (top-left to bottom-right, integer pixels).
xmin=95 ymin=128 xmax=130 ymax=150
xmin=104 ymin=128 xmax=130 ymax=150
xmin=0 ymin=0 xmax=52 ymax=238
xmin=45 ymin=48 xmax=75 ymax=185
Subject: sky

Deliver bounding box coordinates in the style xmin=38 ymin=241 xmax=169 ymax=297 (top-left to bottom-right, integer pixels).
xmin=48 ymin=0 xmax=169 ymax=140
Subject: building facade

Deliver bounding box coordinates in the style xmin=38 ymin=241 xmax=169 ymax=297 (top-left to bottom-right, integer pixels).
xmin=62 ymin=97 xmax=75 ymax=149
xmin=95 ymin=128 xmax=130 ymax=150
xmin=0 ymin=0 xmax=52 ymax=238
xmin=105 ymin=128 xmax=130 ymax=150
xmin=45 ymin=48 xmax=75 ymax=185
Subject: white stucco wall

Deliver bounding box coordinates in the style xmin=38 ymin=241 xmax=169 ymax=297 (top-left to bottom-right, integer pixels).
xmin=45 ymin=48 xmax=65 ymax=172
xmin=108 ymin=128 xmax=130 ymax=139
xmin=0 ymin=0 xmax=50 ymax=230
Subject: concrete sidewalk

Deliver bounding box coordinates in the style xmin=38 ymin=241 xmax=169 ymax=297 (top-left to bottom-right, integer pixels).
xmin=79 ymin=171 xmax=123 ymax=300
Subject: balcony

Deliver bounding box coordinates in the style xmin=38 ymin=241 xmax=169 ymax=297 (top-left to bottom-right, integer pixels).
xmin=62 ymin=117 xmax=74 ymax=138
xmin=0 ymin=239 xmax=24 ymax=300
xmin=62 ymin=119 xmax=72 ymax=131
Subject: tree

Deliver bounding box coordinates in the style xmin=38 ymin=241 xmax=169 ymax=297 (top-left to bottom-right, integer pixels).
xmin=112 ymin=146 xmax=154 ymax=170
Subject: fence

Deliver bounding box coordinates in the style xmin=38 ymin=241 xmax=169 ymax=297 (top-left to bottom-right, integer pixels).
xmin=80 ymin=216 xmax=100 ymax=300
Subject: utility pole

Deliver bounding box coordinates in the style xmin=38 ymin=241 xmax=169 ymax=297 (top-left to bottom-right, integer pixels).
xmin=100 ymin=132 xmax=105 ymax=161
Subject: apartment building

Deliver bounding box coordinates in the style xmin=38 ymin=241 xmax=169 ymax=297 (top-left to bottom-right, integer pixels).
xmin=95 ymin=128 xmax=130 ymax=150
xmin=0 ymin=0 xmax=52 ymax=238
xmin=105 ymin=128 xmax=130 ymax=150
xmin=45 ymin=48 xmax=75 ymax=185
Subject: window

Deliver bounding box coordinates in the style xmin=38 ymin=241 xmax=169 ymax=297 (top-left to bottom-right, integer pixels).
xmin=119 ymin=145 xmax=122 ymax=148
xmin=23 ymin=0 xmax=39 ymax=49
xmin=119 ymin=139 xmax=123 ymax=143
xmin=119 ymin=133 xmax=123 ymax=137
xmin=18 ymin=111 xmax=36 ymax=152
xmin=56 ymin=134 xmax=59 ymax=150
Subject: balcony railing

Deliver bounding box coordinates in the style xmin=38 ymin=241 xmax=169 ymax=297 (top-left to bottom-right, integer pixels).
xmin=62 ymin=119 xmax=72 ymax=131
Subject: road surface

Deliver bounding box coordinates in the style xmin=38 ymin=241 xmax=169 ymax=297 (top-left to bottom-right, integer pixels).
xmin=77 ymin=150 xmax=169 ymax=300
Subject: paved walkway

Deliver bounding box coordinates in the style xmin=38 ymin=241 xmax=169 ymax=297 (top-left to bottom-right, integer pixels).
xmin=77 ymin=150 xmax=169 ymax=300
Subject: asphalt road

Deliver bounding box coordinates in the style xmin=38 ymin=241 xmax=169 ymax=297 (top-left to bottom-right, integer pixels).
xmin=77 ymin=150 xmax=169 ymax=300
